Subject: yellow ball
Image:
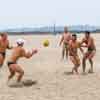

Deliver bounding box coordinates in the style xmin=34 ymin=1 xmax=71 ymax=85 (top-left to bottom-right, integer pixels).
xmin=43 ymin=40 xmax=49 ymax=47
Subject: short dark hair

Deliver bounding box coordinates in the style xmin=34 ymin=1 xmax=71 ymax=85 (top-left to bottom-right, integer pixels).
xmin=72 ymin=33 xmax=77 ymax=37
xmin=17 ymin=43 xmax=24 ymax=47
xmin=85 ymin=31 xmax=90 ymax=35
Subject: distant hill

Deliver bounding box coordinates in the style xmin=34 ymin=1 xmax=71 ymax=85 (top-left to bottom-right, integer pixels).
xmin=1 ymin=25 xmax=100 ymax=34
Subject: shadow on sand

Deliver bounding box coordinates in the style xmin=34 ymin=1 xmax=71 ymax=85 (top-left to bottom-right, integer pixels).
xmin=64 ymin=71 xmax=93 ymax=76
xmin=8 ymin=80 xmax=38 ymax=88
xmin=63 ymin=71 xmax=73 ymax=75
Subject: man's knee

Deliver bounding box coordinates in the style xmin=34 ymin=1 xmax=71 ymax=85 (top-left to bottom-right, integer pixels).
xmin=11 ymin=71 xmax=15 ymax=75
xmin=83 ymin=56 xmax=87 ymax=62
xmin=62 ymin=48 xmax=65 ymax=52
xmin=8 ymin=72 xmax=15 ymax=78
xmin=20 ymin=70 xmax=24 ymax=76
xmin=76 ymin=63 xmax=80 ymax=67
xmin=89 ymin=59 xmax=93 ymax=64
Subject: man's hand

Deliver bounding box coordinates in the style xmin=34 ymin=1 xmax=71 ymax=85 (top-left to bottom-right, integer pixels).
xmin=7 ymin=45 xmax=13 ymax=49
xmin=32 ymin=48 xmax=38 ymax=55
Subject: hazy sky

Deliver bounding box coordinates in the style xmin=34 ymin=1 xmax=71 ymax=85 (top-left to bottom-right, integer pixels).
xmin=0 ymin=0 xmax=100 ymax=29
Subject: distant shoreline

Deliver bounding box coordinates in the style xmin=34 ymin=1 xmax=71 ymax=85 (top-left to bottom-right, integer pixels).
xmin=6 ymin=32 xmax=100 ymax=35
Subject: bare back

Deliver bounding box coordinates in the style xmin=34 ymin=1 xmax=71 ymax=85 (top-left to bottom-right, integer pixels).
xmin=9 ymin=47 xmax=25 ymax=62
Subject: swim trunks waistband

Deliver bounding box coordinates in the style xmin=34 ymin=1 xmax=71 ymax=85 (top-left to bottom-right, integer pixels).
xmin=88 ymin=47 xmax=96 ymax=52
xmin=0 ymin=52 xmax=6 ymax=58
xmin=7 ymin=62 xmax=16 ymax=67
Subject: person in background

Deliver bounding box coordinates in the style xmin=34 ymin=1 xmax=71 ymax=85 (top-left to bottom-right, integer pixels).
xmin=59 ymin=26 xmax=72 ymax=60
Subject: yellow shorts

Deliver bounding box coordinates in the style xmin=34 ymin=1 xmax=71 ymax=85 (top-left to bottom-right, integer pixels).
xmin=63 ymin=43 xmax=68 ymax=49
xmin=75 ymin=55 xmax=80 ymax=65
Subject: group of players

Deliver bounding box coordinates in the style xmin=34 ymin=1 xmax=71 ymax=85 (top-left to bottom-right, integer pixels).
xmin=0 ymin=28 xmax=96 ymax=84
xmin=59 ymin=27 xmax=96 ymax=74
xmin=0 ymin=33 xmax=38 ymax=83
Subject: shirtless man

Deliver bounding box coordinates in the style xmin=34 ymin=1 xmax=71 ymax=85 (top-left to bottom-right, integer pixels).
xmin=7 ymin=39 xmax=38 ymax=83
xmin=69 ymin=34 xmax=84 ymax=74
xmin=81 ymin=31 xmax=96 ymax=73
xmin=59 ymin=27 xmax=72 ymax=60
xmin=0 ymin=33 xmax=12 ymax=67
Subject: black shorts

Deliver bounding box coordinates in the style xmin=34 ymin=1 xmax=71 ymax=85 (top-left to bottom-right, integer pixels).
xmin=7 ymin=62 xmax=16 ymax=67
xmin=0 ymin=52 xmax=6 ymax=58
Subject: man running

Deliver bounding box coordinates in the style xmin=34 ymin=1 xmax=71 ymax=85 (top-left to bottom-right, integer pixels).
xmin=59 ymin=27 xmax=72 ymax=60
xmin=68 ymin=34 xmax=84 ymax=74
xmin=81 ymin=31 xmax=96 ymax=73
xmin=7 ymin=39 xmax=38 ymax=83
xmin=0 ymin=33 xmax=12 ymax=67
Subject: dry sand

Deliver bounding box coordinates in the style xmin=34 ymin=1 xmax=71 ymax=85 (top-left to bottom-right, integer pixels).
xmin=0 ymin=34 xmax=100 ymax=100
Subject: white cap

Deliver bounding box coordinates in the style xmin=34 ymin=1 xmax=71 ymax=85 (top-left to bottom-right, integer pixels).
xmin=16 ymin=38 xmax=25 ymax=45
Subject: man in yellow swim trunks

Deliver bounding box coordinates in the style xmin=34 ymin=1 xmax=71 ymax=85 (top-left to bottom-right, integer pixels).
xmin=68 ymin=34 xmax=84 ymax=74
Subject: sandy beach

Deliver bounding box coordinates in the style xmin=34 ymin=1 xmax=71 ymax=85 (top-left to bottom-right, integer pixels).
xmin=0 ymin=34 xmax=100 ymax=100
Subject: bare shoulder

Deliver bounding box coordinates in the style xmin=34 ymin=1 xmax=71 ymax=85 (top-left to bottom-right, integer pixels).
xmin=69 ymin=40 xmax=72 ymax=44
xmin=82 ymin=37 xmax=86 ymax=41
xmin=90 ymin=36 xmax=94 ymax=40
xmin=20 ymin=47 xmax=25 ymax=52
xmin=19 ymin=47 xmax=26 ymax=57
xmin=67 ymin=32 xmax=71 ymax=36
xmin=88 ymin=37 xmax=94 ymax=42
xmin=69 ymin=32 xmax=72 ymax=35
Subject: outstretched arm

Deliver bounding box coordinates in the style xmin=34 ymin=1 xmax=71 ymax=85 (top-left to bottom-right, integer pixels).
xmin=81 ymin=44 xmax=87 ymax=48
xmin=80 ymin=38 xmax=85 ymax=45
xmin=22 ymin=48 xmax=38 ymax=59
xmin=79 ymin=38 xmax=87 ymax=48
xmin=81 ymin=38 xmax=93 ymax=48
xmin=79 ymin=47 xmax=84 ymax=55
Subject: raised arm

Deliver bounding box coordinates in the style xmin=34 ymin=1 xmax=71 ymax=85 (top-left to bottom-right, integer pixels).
xmin=80 ymin=38 xmax=85 ymax=45
xmin=81 ymin=38 xmax=93 ymax=48
xmin=79 ymin=38 xmax=87 ymax=48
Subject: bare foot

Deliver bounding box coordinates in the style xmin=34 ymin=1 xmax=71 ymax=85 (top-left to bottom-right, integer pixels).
xmin=82 ymin=72 xmax=87 ymax=75
xmin=88 ymin=69 xmax=94 ymax=74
